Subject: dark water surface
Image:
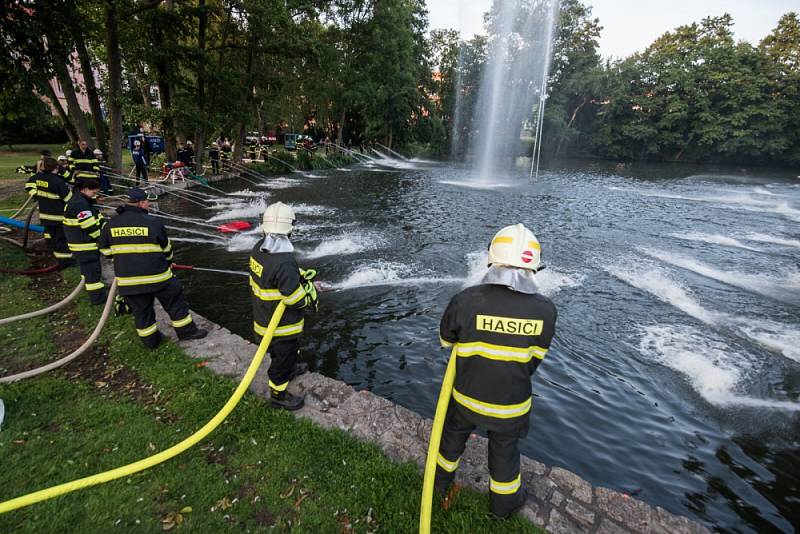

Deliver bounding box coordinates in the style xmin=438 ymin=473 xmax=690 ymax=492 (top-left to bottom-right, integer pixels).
xmin=162 ymin=161 xmax=800 ymax=532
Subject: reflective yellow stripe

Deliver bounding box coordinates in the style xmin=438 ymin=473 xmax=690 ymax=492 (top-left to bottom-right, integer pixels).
xmin=79 ymin=217 xmax=98 ymax=229
xmin=137 ymin=323 xmax=158 ymax=337
xmin=452 ymin=389 xmax=531 ymax=419
xmin=63 ymin=218 xmax=81 ymax=226
xmin=437 ymin=453 xmax=459 ymax=473
xmin=254 ymin=319 xmax=304 ymax=337
xmin=283 ymin=284 xmax=306 ymax=305
xmin=455 ymin=342 xmax=547 ymax=363
xmin=116 ymin=269 xmax=173 ymax=286
xmin=490 ymin=474 xmax=521 ymax=495
xmin=36 ymin=191 xmax=63 ymax=200
xmin=99 ymin=248 xmax=111 ymax=256
xmin=39 ymin=213 xmax=64 ymax=222
xmin=249 ymin=277 xmax=282 ymax=301
xmin=44 ymin=233 xmax=52 ymax=239
xmin=171 ymin=315 xmax=193 ymax=328
xmin=86 ymin=281 xmax=105 ymax=291
xmin=110 ymin=244 xmax=165 ymax=254
xmin=64 ymin=191 xmax=72 ymax=202
xmin=269 ymin=379 xmax=288 ymax=392
xmin=53 ymin=251 xmax=73 ymax=259
xmin=440 ymin=336 xmax=454 ymax=348
xmin=68 ymin=242 xmax=98 ymax=252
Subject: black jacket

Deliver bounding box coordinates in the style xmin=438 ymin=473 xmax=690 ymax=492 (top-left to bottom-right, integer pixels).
xmin=249 ymin=238 xmax=313 ymax=340
xmin=25 ymin=171 xmax=71 ymax=224
xmin=98 ymin=205 xmax=174 ymax=295
xmin=68 ymin=148 xmax=100 ymax=182
xmin=440 ymin=283 xmax=557 ymax=432
xmin=64 ymin=192 xmax=105 ymax=254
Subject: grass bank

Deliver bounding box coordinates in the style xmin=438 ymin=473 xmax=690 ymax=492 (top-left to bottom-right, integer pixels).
xmin=0 ymin=242 xmax=542 ymax=533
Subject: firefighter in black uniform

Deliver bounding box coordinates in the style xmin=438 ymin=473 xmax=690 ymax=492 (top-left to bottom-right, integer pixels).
xmin=248 ymin=202 xmax=318 ymax=410
xmin=68 ymin=139 xmax=100 ymax=184
xmin=208 ymin=142 xmax=220 ymax=175
xmin=434 ymin=223 xmax=557 ymax=518
xmin=220 ymin=141 xmax=232 ymax=172
xmin=63 ymin=178 xmax=107 ymax=305
xmin=25 ymin=157 xmax=73 ymax=266
xmin=98 ymin=188 xmax=208 ymax=348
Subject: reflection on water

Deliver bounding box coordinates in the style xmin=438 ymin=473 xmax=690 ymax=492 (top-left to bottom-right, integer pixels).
xmin=165 ymin=161 xmax=800 ymax=533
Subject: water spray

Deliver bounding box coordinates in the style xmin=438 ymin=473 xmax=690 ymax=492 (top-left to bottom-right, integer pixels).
xmin=375 ymin=142 xmax=408 ymax=160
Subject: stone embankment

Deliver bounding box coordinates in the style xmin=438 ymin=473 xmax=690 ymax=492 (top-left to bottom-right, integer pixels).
xmin=152 ymin=306 xmax=709 ymax=534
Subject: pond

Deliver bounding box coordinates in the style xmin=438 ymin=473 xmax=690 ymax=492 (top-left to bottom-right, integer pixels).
xmin=162 ymin=159 xmax=800 ymax=532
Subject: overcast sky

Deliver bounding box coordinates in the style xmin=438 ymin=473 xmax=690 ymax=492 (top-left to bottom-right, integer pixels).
xmin=427 ymin=0 xmax=797 ymax=59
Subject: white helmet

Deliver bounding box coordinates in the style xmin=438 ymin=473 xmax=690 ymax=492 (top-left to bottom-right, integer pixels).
xmin=57 ymin=155 xmax=67 ymax=162
xmin=65 ymin=150 xmax=72 ymax=157
xmin=186 ymin=140 xmax=193 ymax=146
xmin=93 ymin=148 xmax=102 ymax=156
xmin=134 ymin=140 xmax=141 ymax=147
xmin=262 ymin=202 xmax=295 ymax=235
xmin=488 ymin=223 xmax=542 ymax=271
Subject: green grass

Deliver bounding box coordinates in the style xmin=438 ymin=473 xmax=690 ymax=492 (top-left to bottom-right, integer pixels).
xmin=0 ymin=143 xmax=135 ymax=183
xmin=0 ymin=243 xmax=543 ymax=533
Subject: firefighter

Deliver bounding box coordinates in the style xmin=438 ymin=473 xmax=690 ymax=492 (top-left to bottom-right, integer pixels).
xmin=176 ymin=141 xmax=194 ymax=170
xmin=132 ymin=140 xmax=149 ymax=185
xmin=63 ymin=177 xmax=107 ymax=305
xmin=220 ymin=141 xmax=232 ymax=172
xmin=25 ymin=157 xmax=73 ymax=266
xmin=92 ymin=148 xmax=113 ymax=195
xmin=57 ymin=155 xmax=71 ymax=182
xmin=98 ymin=188 xmax=208 ymax=348
xmin=68 ymin=139 xmax=99 ymax=185
xmin=248 ymin=202 xmax=319 ymax=410
xmin=434 ymin=223 xmax=557 ymax=518
xmin=208 ymin=142 xmax=220 ymax=175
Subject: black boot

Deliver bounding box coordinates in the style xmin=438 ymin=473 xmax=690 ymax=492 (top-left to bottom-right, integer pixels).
xmin=288 ymin=362 xmax=309 ymax=380
xmin=270 ymin=389 xmax=304 ymax=411
xmin=178 ymin=328 xmax=208 ymax=341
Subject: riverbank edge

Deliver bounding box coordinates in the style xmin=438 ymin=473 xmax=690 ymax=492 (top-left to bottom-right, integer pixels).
xmin=169 ymin=169 xmax=710 ymax=534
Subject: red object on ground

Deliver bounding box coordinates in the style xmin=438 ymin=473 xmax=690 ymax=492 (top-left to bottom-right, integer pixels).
xmin=217 ymin=221 xmax=252 ymax=233
xmin=0 ymin=264 xmax=60 ymax=275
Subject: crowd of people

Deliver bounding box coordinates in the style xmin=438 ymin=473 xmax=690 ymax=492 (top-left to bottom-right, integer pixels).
xmin=18 ymin=138 xmax=558 ymax=521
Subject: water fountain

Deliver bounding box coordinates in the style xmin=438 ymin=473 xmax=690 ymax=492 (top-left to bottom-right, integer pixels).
xmin=456 ymin=0 xmax=560 ymax=182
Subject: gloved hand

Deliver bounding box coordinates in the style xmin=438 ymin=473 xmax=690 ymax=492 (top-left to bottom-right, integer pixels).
xmin=114 ymin=295 xmax=132 ymax=316
xmin=299 ymin=268 xmax=319 ymax=312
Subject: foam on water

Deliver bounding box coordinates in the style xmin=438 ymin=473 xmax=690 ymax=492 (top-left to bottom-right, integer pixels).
xmin=605 ymin=262 xmax=723 ymax=324
xmin=261 ymin=177 xmax=305 ymax=189
xmin=229 ymin=188 xmax=267 ymax=197
xmin=289 ymin=203 xmax=337 ymax=216
xmin=225 ymin=231 xmax=261 ymax=252
xmin=300 ymin=232 xmax=386 ymax=259
xmin=207 ymin=198 xmax=268 ymax=222
xmin=639 ymin=325 xmax=799 ymax=411
xmin=627 ymin=188 xmax=800 ymax=221
xmin=744 ymin=233 xmax=800 ymax=249
xmin=438 ymin=180 xmax=514 ymax=190
xmin=640 ymin=247 xmax=800 ymax=305
xmin=670 ymin=232 xmax=762 ymax=252
xmin=607 ymin=260 xmax=800 ymax=362
xmin=463 ymin=251 xmax=584 ymax=297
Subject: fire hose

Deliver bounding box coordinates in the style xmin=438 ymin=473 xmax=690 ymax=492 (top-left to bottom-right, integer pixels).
xmin=0 ymin=301 xmax=286 ymax=513
xmin=0 ymin=277 xmax=85 ymax=326
xmin=0 ymin=280 xmax=116 ymax=384
xmin=419 ymin=346 xmax=457 ymax=534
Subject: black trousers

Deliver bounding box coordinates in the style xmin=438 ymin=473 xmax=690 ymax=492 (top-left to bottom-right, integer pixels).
xmin=42 ymin=223 xmax=72 ymax=264
xmin=135 ymin=163 xmax=148 ymax=184
xmin=75 ymin=251 xmax=106 ymax=304
xmin=124 ymin=278 xmax=197 ymax=348
xmin=434 ymin=403 xmax=527 ymax=517
xmin=267 ymin=337 xmax=299 ymax=392
xmin=211 ymin=159 xmax=219 ymax=175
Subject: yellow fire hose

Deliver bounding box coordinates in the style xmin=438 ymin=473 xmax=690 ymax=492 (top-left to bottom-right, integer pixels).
xmin=419 ymin=346 xmax=457 ymax=534
xmin=0 ymin=301 xmax=286 ymax=514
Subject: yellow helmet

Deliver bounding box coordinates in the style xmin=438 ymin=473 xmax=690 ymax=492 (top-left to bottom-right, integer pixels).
xmin=488 ymin=223 xmax=541 ymax=271
xmin=262 ymin=202 xmax=295 ymax=235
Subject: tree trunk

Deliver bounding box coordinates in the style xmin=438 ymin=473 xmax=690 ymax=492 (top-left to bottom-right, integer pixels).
xmin=233 ymin=40 xmax=256 ymax=162
xmin=337 ymin=109 xmax=346 ymax=146
xmin=105 ymin=2 xmax=124 ymax=173
xmin=132 ymin=61 xmax=152 ymax=111
xmin=53 ymin=60 xmax=93 ymax=145
xmin=73 ymin=31 xmax=107 ymax=154
xmin=193 ymin=0 xmax=207 ymax=165
xmin=152 ymin=23 xmax=177 ymax=161
xmin=554 ymin=96 xmax=589 ymax=157
xmin=43 ymin=81 xmax=79 ymax=145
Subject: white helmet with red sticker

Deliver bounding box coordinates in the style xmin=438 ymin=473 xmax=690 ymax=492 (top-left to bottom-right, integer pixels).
xmin=488 ymin=223 xmax=541 ymax=271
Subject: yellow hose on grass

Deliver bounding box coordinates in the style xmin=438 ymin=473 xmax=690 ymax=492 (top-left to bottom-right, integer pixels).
xmin=419 ymin=346 xmax=457 ymax=534
xmin=0 ymin=301 xmax=286 ymax=514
